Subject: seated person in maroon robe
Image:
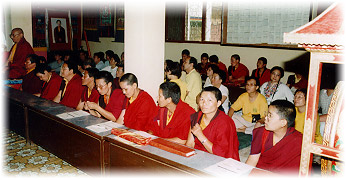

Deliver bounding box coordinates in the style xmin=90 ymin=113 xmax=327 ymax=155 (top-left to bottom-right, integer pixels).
xmin=20 ymin=54 xmax=43 ymax=95
xmin=246 ymin=100 xmax=303 ymax=175
xmin=118 ymin=73 xmax=157 ymax=131
xmin=84 ymin=71 xmax=125 ymax=122
xmin=251 ymin=57 xmax=271 ymax=86
xmin=228 ymin=54 xmax=249 ymax=87
xmin=147 ymin=82 xmax=195 ymax=145
xmin=53 ymin=61 xmax=84 ymax=109
xmin=186 ymin=86 xmax=240 ymax=160
xmin=209 ymin=55 xmax=229 ymax=84
xmin=35 ymin=63 xmax=62 ymax=101
xmin=196 ymin=53 xmax=210 ymax=81
xmin=76 ymin=68 xmax=100 ymax=110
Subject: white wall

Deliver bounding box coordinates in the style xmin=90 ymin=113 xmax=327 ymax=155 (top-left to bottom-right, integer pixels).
xmin=82 ymin=39 xmax=306 ymax=83
xmin=5 ymin=1 xmax=33 ymax=49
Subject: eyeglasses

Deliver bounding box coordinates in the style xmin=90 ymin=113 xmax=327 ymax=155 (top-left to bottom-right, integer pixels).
xmin=96 ymin=83 xmax=107 ymax=89
xmin=9 ymin=33 xmax=20 ymax=38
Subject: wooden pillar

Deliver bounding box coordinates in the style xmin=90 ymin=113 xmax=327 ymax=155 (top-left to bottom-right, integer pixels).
xmin=124 ymin=2 xmax=165 ymax=99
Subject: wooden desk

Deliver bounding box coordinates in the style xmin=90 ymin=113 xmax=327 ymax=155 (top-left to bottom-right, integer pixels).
xmin=8 ymin=87 xmax=271 ymax=177
xmin=103 ymin=134 xmax=226 ymax=176
xmin=8 ymin=87 xmax=109 ymax=175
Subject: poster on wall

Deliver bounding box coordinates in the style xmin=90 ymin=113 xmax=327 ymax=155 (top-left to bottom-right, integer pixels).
xmin=51 ymin=18 xmax=68 ymax=43
xmin=48 ymin=10 xmax=72 ymax=51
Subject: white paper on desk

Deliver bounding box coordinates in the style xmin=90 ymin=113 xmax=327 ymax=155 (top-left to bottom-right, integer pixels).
xmin=56 ymin=110 xmax=89 ymax=119
xmin=86 ymin=121 xmax=123 ymax=133
xmin=204 ymin=158 xmax=254 ymax=176
xmin=56 ymin=112 xmax=74 ymax=119
xmin=67 ymin=110 xmax=90 ymax=118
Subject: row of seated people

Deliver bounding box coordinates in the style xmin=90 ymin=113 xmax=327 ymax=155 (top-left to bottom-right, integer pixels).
xmin=16 ymin=52 xmax=325 ymax=175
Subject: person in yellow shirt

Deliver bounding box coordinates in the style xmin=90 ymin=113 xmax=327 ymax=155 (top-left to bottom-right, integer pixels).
xmin=166 ymin=61 xmax=187 ymax=101
xmin=183 ymin=57 xmax=202 ymax=111
xmin=228 ymin=76 xmax=268 ymax=134
xmin=294 ymin=89 xmax=323 ymax=144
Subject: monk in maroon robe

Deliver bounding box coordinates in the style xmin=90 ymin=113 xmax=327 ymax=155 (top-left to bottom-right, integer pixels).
xmin=246 ymin=100 xmax=302 ymax=175
xmin=186 ymin=86 xmax=240 ymax=160
xmin=76 ymin=68 xmax=100 ymax=110
xmin=148 ymin=82 xmax=195 ymax=144
xmin=84 ymin=71 xmax=125 ymax=122
xmin=118 ymin=73 xmax=157 ymax=131
xmin=53 ymin=62 xmax=84 ymax=109
xmin=35 ymin=63 xmax=62 ymax=101
xmin=6 ymin=28 xmax=35 ymax=79
xmin=21 ymin=54 xmax=43 ymax=95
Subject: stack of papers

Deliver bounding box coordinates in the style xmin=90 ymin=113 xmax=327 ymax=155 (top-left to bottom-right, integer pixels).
xmin=204 ymin=158 xmax=254 ymax=176
xmin=56 ymin=110 xmax=90 ymax=119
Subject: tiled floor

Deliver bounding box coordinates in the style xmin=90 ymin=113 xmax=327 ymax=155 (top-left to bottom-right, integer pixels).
xmin=3 ymin=130 xmax=88 ymax=177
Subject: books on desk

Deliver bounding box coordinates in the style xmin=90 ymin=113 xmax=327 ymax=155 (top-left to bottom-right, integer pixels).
xmin=149 ymin=138 xmax=196 ymax=157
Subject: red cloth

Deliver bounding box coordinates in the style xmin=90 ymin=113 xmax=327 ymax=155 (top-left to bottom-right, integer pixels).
xmin=228 ymin=63 xmax=249 ymax=86
xmin=21 ymin=70 xmax=43 ymax=95
xmin=250 ymin=126 xmax=303 ymax=174
xmin=251 ymin=68 xmax=271 ymax=86
xmin=99 ymin=89 xmax=126 ymax=119
xmin=191 ymin=110 xmax=240 ymax=160
xmin=148 ymin=100 xmax=195 ymax=140
xmin=59 ymin=74 xmax=84 ymax=109
xmin=8 ymin=38 xmax=35 ymax=79
xmin=124 ymin=90 xmax=157 ymax=131
xmin=81 ymin=87 xmax=100 ymax=103
xmin=40 ymin=72 xmax=62 ymax=100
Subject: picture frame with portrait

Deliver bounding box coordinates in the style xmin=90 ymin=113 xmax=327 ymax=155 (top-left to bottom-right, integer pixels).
xmin=48 ymin=10 xmax=72 ymax=51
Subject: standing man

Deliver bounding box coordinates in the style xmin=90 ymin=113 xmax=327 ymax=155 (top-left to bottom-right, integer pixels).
xmin=183 ymin=56 xmax=202 ymax=111
xmin=6 ymin=28 xmax=35 ymax=79
xmin=54 ymin=20 xmax=66 ymax=43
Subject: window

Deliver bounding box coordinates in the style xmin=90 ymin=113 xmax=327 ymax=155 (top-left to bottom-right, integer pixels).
xmin=166 ymin=2 xmax=223 ymax=43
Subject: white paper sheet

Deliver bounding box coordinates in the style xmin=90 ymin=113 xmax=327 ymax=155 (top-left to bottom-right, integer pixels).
xmin=86 ymin=121 xmax=123 ymax=133
xmin=56 ymin=110 xmax=90 ymax=119
xmin=204 ymin=158 xmax=254 ymax=176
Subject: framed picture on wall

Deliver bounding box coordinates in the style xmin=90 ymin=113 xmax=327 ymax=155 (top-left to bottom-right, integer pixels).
xmin=48 ymin=10 xmax=71 ymax=51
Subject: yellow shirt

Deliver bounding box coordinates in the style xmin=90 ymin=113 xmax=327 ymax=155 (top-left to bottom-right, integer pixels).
xmin=170 ymin=78 xmax=187 ymax=101
xmin=185 ymin=69 xmax=202 ymax=111
xmin=231 ymin=92 xmax=268 ymax=123
xmin=295 ymin=107 xmax=323 ymax=144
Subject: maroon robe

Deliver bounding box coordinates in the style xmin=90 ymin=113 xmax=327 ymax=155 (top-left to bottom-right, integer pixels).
xmin=81 ymin=87 xmax=100 ymax=103
xmin=251 ymin=68 xmax=271 ymax=86
xmin=40 ymin=72 xmax=62 ymax=101
xmin=59 ymin=74 xmax=84 ymax=109
xmin=21 ymin=70 xmax=43 ymax=94
xmin=123 ymin=90 xmax=157 ymax=131
xmin=228 ymin=63 xmax=249 ymax=86
xmin=250 ymin=126 xmax=303 ymax=174
xmin=191 ymin=110 xmax=240 ymax=160
xmin=99 ymin=88 xmax=125 ymax=120
xmin=8 ymin=38 xmax=35 ymax=79
xmin=148 ymin=100 xmax=195 ymax=140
